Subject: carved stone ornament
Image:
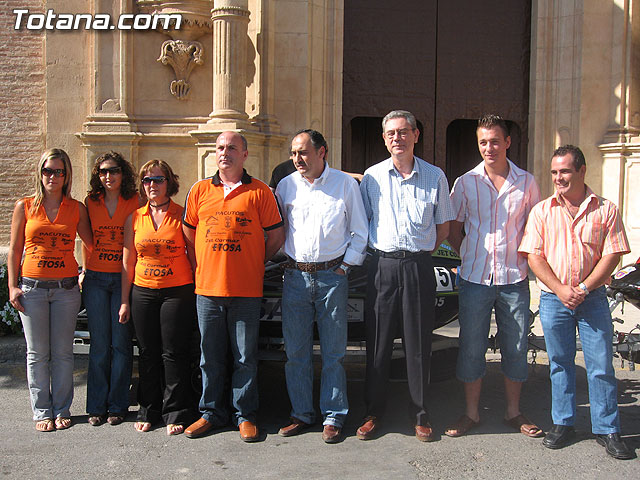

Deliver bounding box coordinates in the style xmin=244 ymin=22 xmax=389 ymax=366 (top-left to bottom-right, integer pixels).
xmin=157 ymin=39 xmax=204 ymax=100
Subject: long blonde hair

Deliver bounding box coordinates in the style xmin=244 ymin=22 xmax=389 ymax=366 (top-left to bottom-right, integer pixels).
xmin=31 ymin=148 xmax=73 ymax=214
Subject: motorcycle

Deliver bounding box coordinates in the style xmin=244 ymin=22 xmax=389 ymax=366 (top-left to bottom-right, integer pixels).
xmin=607 ymin=257 xmax=640 ymax=369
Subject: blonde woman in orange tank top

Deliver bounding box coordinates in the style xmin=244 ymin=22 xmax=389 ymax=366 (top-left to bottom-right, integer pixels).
xmin=82 ymin=151 xmax=141 ymax=427
xmin=7 ymin=149 xmax=92 ymax=432
xmin=119 ymin=160 xmax=197 ymax=436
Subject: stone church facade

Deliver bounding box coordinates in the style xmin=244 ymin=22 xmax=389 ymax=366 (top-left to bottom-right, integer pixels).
xmin=1 ymin=0 xmax=638 ymax=262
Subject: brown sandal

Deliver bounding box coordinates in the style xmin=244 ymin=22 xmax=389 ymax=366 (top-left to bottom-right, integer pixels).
xmin=444 ymin=415 xmax=479 ymax=437
xmin=88 ymin=415 xmax=106 ymax=426
xmin=504 ymin=414 xmax=544 ymax=438
xmin=35 ymin=418 xmax=54 ymax=432
xmin=55 ymin=417 xmax=72 ymax=430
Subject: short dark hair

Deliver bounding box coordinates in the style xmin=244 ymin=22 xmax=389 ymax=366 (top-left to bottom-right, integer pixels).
xmin=293 ymin=129 xmax=328 ymax=159
xmin=552 ymin=145 xmax=586 ymax=170
xmin=477 ymin=114 xmax=509 ymax=139
xmin=139 ymin=159 xmax=180 ymax=199
xmin=88 ymin=151 xmax=138 ymax=201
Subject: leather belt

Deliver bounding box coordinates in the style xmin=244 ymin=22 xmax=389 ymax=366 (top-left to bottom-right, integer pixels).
xmin=20 ymin=276 xmax=78 ymax=290
xmin=370 ymin=248 xmax=427 ymax=259
xmin=285 ymin=256 xmax=343 ymax=273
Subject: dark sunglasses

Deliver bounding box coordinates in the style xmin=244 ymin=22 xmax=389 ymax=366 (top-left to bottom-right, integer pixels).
xmin=41 ymin=167 xmax=66 ymax=178
xmin=98 ymin=166 xmax=122 ymax=176
xmin=141 ymin=176 xmax=167 ymax=185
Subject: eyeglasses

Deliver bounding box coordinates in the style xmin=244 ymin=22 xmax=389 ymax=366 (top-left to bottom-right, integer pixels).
xmin=41 ymin=167 xmax=66 ymax=178
xmin=98 ymin=166 xmax=122 ymax=176
xmin=384 ymin=129 xmax=414 ymax=140
xmin=141 ymin=176 xmax=167 ymax=185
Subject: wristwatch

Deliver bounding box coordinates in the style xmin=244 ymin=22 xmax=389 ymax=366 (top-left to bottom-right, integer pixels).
xmin=338 ymin=263 xmax=351 ymax=275
xmin=578 ymin=282 xmax=589 ymax=294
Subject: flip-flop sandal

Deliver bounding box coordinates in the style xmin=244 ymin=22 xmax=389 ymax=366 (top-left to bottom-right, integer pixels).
xmin=54 ymin=417 xmax=72 ymax=430
xmin=88 ymin=415 xmax=106 ymax=426
xmin=504 ymin=414 xmax=544 ymax=438
xmin=107 ymin=415 xmax=124 ymax=426
xmin=166 ymin=424 xmax=184 ymax=436
xmin=35 ymin=419 xmax=54 ymax=432
xmin=444 ymin=415 xmax=479 ymax=437
xmin=134 ymin=421 xmax=152 ymax=432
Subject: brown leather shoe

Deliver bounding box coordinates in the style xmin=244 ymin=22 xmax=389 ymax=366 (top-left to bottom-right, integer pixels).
xmin=185 ymin=417 xmax=213 ymax=439
xmin=278 ymin=417 xmax=310 ymax=437
xmin=239 ymin=420 xmax=259 ymax=442
xmin=415 ymin=424 xmax=436 ymax=442
xmin=322 ymin=425 xmax=342 ymax=444
xmin=356 ymin=416 xmax=378 ymax=440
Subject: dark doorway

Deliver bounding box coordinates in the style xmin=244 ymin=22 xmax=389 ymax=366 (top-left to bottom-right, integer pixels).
xmin=342 ymin=0 xmax=532 ymax=179
xmin=446 ymin=119 xmax=523 ymax=187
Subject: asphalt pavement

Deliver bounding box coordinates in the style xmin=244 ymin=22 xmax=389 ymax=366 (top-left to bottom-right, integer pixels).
xmin=0 ymin=345 xmax=638 ymax=479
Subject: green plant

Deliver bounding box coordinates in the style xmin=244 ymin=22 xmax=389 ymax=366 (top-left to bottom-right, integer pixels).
xmin=0 ymin=264 xmax=22 ymax=335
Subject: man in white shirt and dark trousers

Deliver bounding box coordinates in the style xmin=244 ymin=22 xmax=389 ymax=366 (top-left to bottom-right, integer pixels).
xmin=445 ymin=114 xmax=542 ymax=438
xmin=275 ymin=129 xmax=368 ymax=443
xmin=357 ymin=110 xmax=455 ymax=442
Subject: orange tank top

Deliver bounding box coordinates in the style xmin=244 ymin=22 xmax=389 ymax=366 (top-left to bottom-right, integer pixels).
xmin=132 ymin=200 xmax=193 ymax=289
xmin=86 ymin=195 xmax=139 ymax=273
xmin=21 ymin=196 xmax=80 ymax=278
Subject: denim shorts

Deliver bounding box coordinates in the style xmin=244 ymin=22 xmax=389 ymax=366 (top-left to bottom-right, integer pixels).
xmin=456 ymin=277 xmax=530 ymax=382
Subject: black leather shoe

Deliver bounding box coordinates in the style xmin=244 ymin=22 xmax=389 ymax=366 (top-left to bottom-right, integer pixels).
xmin=542 ymin=425 xmax=575 ymax=449
xmin=595 ymin=433 xmax=634 ymax=460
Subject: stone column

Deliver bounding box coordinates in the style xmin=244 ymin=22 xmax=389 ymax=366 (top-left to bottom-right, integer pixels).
xmin=190 ymin=0 xmax=286 ymax=180
xmin=209 ymin=0 xmax=250 ymax=125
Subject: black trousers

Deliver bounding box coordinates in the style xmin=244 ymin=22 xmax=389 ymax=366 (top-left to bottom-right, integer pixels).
xmin=364 ymin=252 xmax=436 ymax=426
xmin=131 ymin=283 xmax=196 ymax=425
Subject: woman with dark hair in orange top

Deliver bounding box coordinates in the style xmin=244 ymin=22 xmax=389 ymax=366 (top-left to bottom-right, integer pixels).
xmin=119 ymin=159 xmax=196 ymax=435
xmin=7 ymin=148 xmax=92 ymax=432
xmin=82 ymin=151 xmax=141 ymax=427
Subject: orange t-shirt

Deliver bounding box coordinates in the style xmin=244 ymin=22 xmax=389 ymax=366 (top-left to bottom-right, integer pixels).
xmin=183 ymin=171 xmax=283 ymax=297
xmin=86 ymin=195 xmax=139 ymax=273
xmin=21 ymin=196 xmax=80 ymax=278
xmin=132 ymin=200 xmax=193 ymax=289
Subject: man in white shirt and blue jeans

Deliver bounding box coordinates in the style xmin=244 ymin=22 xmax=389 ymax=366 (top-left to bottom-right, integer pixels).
xmin=446 ymin=114 xmax=542 ymax=438
xmin=275 ymin=129 xmax=368 ymax=443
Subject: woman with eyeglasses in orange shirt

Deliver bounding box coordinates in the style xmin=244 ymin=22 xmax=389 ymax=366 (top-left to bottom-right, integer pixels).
xmin=119 ymin=160 xmax=196 ymax=436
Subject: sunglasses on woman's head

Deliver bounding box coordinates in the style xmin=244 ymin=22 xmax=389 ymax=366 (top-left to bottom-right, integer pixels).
xmin=41 ymin=167 xmax=66 ymax=177
xmin=141 ymin=176 xmax=167 ymax=185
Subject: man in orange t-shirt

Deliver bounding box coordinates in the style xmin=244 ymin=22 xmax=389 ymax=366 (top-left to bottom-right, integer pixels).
xmin=182 ymin=132 xmax=284 ymax=442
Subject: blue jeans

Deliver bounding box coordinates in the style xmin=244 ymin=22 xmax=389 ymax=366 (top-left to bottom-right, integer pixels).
xmin=539 ymin=287 xmax=620 ymax=434
xmin=196 ymin=295 xmax=260 ymax=427
xmin=456 ymin=278 xmax=530 ymax=382
xmin=282 ymin=268 xmax=349 ymax=428
xmin=18 ymin=281 xmax=81 ymax=420
xmin=83 ymin=270 xmax=133 ymax=415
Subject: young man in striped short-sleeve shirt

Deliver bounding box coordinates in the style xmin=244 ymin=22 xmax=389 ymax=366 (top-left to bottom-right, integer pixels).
xmin=446 ymin=115 xmax=542 ymax=439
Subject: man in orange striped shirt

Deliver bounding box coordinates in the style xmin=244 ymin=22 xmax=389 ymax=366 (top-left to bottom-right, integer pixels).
xmin=519 ymin=145 xmax=632 ymax=460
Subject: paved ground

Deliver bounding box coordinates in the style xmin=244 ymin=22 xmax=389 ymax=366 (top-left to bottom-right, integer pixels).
xmin=1 ymin=349 xmax=638 ymax=479
xmin=1 ymin=280 xmax=638 ymax=479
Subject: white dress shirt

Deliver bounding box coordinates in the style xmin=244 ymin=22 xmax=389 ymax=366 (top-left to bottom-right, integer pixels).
xmin=450 ymin=158 xmax=540 ymax=285
xmin=275 ymin=164 xmax=368 ymax=265
xmin=360 ymin=156 xmax=455 ymax=252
